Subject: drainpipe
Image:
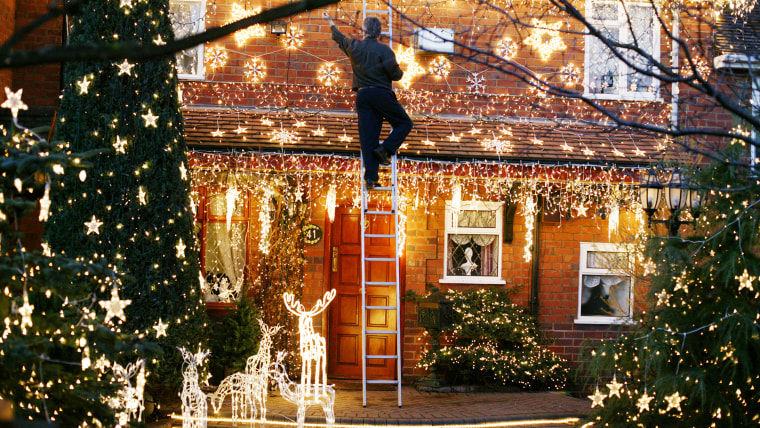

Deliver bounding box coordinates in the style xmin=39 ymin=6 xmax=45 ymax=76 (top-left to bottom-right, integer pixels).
xmin=671 ymin=10 xmax=680 ymax=129
xmin=529 ymin=196 xmax=542 ymax=317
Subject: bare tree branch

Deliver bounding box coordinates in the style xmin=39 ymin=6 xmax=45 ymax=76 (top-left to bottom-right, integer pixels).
xmin=0 ymin=0 xmax=339 ymax=69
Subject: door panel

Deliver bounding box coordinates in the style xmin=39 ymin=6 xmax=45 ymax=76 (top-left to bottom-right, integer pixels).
xmin=328 ymin=207 xmax=397 ymax=379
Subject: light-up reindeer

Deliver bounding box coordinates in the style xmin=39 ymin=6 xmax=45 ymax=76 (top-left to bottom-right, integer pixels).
xmin=209 ymin=319 xmax=281 ymax=425
xmin=270 ymin=351 xmax=335 ymax=428
xmin=179 ymin=347 xmax=210 ymax=428
xmin=283 ymin=289 xmax=336 ymax=402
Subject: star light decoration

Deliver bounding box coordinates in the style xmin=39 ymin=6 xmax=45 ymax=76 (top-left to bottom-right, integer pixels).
xmin=269 ymin=124 xmax=301 ymax=145
xmin=142 ymin=108 xmax=159 ymax=128
xmin=228 ymin=4 xmax=265 ymax=46
xmin=429 ymin=56 xmax=451 ymax=79
xmin=18 ymin=291 xmax=34 ymax=334
xmin=204 ymin=45 xmax=229 ymax=71
xmin=38 ymin=182 xmax=51 ymax=222
xmin=663 ymin=391 xmax=685 ymax=413
xmin=523 ymin=19 xmax=567 ymax=61
xmin=100 ymin=285 xmax=131 ymax=323
xmin=114 ymin=135 xmax=128 ymax=154
xmin=245 ymin=57 xmax=267 ymax=83
xmin=736 ymin=269 xmax=756 ymax=292
xmin=77 ymin=75 xmax=92 ymax=94
xmin=154 ymin=318 xmax=169 ymax=338
xmin=637 ymin=390 xmax=654 ymax=412
xmin=85 ymin=215 xmax=104 ymax=235
xmin=2 ymin=87 xmax=28 ymax=120
xmin=589 ymin=387 xmax=606 ymax=408
xmin=176 ymin=238 xmax=187 ymax=258
xmin=606 ymin=376 xmax=623 ymax=398
xmin=115 ymin=59 xmax=135 ymax=76
xmin=282 ymin=25 xmax=304 ymax=50
xmin=317 ymin=62 xmax=341 ymax=86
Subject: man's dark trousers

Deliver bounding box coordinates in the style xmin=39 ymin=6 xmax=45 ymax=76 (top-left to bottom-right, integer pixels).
xmin=356 ymin=87 xmax=412 ymax=183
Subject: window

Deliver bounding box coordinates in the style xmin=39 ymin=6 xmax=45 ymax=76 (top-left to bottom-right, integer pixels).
xmin=576 ymin=242 xmax=634 ymax=324
xmin=584 ymin=1 xmax=660 ymax=100
xmin=441 ymin=201 xmax=505 ymax=285
xmin=170 ymin=0 xmax=206 ymax=79
xmin=195 ymin=189 xmax=249 ymax=302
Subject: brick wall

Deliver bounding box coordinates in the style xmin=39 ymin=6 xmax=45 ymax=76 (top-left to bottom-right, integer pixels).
xmin=12 ymin=0 xmax=62 ymax=109
xmin=0 ymin=0 xmax=15 ymax=90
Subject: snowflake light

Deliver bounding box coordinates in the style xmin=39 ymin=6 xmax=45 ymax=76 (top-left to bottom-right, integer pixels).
xmin=495 ymin=36 xmax=518 ymax=60
xmin=429 ymin=56 xmax=451 ymax=79
xmin=228 ymin=4 xmax=265 ymax=46
xmin=318 ymin=62 xmax=341 ymax=86
xmin=466 ymin=71 xmax=487 ymax=93
xmin=523 ymin=19 xmax=567 ymax=61
xmin=244 ymin=57 xmax=267 ymax=83
xmin=559 ymin=63 xmax=580 ymax=86
xmin=204 ymin=45 xmax=229 ymax=71
xmin=481 ymin=133 xmax=512 ymax=154
xmin=282 ymin=25 xmax=304 ymax=50
xmin=269 ymin=125 xmax=301 ymax=145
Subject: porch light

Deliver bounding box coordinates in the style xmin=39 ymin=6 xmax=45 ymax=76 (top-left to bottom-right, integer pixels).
xmin=270 ymin=21 xmax=287 ymax=35
xmin=639 ymin=167 xmax=705 ymax=236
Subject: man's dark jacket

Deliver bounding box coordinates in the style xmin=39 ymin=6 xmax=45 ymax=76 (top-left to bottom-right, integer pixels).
xmin=330 ymin=26 xmax=404 ymax=91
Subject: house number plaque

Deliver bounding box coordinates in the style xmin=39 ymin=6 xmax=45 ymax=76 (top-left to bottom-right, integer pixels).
xmin=303 ymin=224 xmax=322 ymax=245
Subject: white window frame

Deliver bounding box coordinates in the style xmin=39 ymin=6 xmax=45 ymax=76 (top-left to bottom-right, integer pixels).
xmin=440 ymin=200 xmax=505 ymax=285
xmin=576 ymin=242 xmax=635 ymax=325
xmin=583 ymin=0 xmax=661 ymax=101
xmin=170 ymin=0 xmax=206 ymax=80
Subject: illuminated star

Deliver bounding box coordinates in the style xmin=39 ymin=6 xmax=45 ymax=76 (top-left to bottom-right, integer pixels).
xmin=261 ymin=118 xmax=274 ymax=126
xmin=211 ymin=129 xmax=224 ymax=137
xmin=77 ymin=76 xmax=92 ymax=94
xmin=612 ymin=148 xmax=625 ymax=157
xmin=38 ymin=183 xmax=51 ymax=222
xmin=531 ymin=138 xmax=543 ymax=145
xmin=154 ymin=318 xmax=169 ymax=338
xmin=589 ymin=387 xmax=606 ymax=408
xmin=138 ymin=187 xmax=147 ymax=205
xmin=99 ymin=286 xmax=131 ymax=323
xmin=294 ymin=189 xmax=304 ymax=202
xmin=560 ymin=142 xmax=574 ymax=152
xmin=85 ymin=215 xmax=103 ymax=235
xmin=120 ymin=0 xmax=132 ymax=7
xmin=606 ymin=376 xmax=623 ymax=398
xmin=448 ymin=134 xmax=462 ymax=142
xmin=421 ymin=139 xmax=435 ymax=146
xmin=736 ymin=269 xmax=756 ymax=292
xmin=142 ymin=109 xmax=159 ymax=128
xmin=523 ymin=18 xmax=567 ymax=61
xmin=176 ymin=238 xmax=186 ymax=258
xmin=115 ymin=59 xmax=135 ymax=76
xmin=2 ymin=87 xmax=28 ymax=119
xmin=294 ymin=120 xmax=307 ymax=128
xmin=469 ymin=127 xmax=482 ymax=135
xmin=18 ymin=292 xmax=34 ymax=333
xmin=582 ymin=148 xmax=595 ymax=157
xmin=575 ymin=203 xmax=589 ymax=217
xmin=179 ymin=163 xmax=187 ymax=180
xmin=312 ymin=126 xmax=326 ymax=137
xmin=664 ymin=391 xmax=684 ymax=412
xmin=114 ymin=136 xmax=128 ymax=154
xmin=655 ymin=289 xmax=671 ymax=306
xmin=154 ymin=35 xmax=166 ymax=46
xmin=637 ymin=391 xmax=654 ymax=412
xmin=633 ymin=148 xmax=647 ymax=157
xmin=338 ymin=133 xmax=352 ymax=143
xmin=234 ymin=126 xmax=247 ymax=134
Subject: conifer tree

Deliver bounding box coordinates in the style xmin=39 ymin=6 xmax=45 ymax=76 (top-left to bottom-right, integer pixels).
xmin=585 ymin=140 xmax=760 ymax=426
xmin=44 ymin=0 xmax=208 ymax=397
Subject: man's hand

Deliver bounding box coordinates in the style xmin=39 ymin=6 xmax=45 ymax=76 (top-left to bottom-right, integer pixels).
xmin=322 ymin=12 xmax=334 ymax=27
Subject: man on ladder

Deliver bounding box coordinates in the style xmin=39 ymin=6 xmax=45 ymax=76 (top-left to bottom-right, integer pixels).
xmin=323 ymin=12 xmax=413 ymax=189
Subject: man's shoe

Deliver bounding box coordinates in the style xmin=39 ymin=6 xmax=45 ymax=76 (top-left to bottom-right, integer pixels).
xmin=373 ymin=146 xmax=392 ymax=166
xmin=365 ymin=180 xmax=378 ymax=190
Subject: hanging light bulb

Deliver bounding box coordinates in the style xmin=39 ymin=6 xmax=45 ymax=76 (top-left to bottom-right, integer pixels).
xmin=326 ymin=184 xmax=337 ymax=223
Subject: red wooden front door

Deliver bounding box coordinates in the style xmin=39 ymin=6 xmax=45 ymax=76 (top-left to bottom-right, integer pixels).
xmin=328 ymin=207 xmax=397 ymax=380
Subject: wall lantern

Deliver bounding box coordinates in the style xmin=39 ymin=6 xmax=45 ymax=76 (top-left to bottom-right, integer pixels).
xmin=639 ymin=167 xmax=705 ymax=236
xmin=270 ymin=21 xmax=287 ymax=35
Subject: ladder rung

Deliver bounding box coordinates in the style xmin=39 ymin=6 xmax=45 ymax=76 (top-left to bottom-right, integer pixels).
xmin=365 ymin=233 xmax=395 ymax=238
xmin=366 ymin=380 xmax=400 ymax=385
xmin=365 ymin=281 xmax=396 ymax=286
xmin=364 ymin=210 xmax=394 ymax=215
xmin=366 ymin=305 xmax=397 ymax=310
xmin=364 ymin=330 xmax=398 ymax=335
xmin=365 ymin=355 xmax=398 ymax=359
xmin=369 ymin=186 xmax=393 ymax=191
xmin=365 ymin=9 xmax=392 ymax=14
xmin=364 ymin=257 xmax=396 ymax=262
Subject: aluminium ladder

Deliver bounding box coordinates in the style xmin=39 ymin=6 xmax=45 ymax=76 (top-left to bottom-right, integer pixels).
xmin=362 ymin=0 xmax=393 ymax=48
xmin=360 ymin=153 xmax=402 ymax=408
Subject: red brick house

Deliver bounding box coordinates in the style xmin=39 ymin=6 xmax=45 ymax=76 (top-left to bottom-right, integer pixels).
xmin=1 ymin=0 xmax=740 ymax=386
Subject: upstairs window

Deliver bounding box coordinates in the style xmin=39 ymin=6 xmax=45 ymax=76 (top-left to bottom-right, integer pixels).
xmin=170 ymin=0 xmax=206 ymax=79
xmin=576 ymin=242 xmax=634 ymax=324
xmin=441 ymin=201 xmax=505 ymax=285
xmin=584 ymin=1 xmax=660 ymax=100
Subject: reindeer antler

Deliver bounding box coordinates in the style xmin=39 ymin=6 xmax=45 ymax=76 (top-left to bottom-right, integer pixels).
xmin=283 ymin=292 xmax=306 ymax=316
xmin=283 ymin=290 xmax=336 ymax=317
xmin=310 ymin=289 xmax=337 ymax=316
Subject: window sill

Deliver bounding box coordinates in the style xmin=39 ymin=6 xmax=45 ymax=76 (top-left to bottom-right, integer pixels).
xmin=178 ymin=74 xmax=207 ymax=81
xmin=439 ymin=277 xmax=506 ymax=286
xmin=582 ymin=91 xmax=662 ymax=103
xmin=574 ymin=317 xmax=636 ymax=326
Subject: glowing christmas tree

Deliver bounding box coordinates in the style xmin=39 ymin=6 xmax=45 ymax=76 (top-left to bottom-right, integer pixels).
xmin=585 ymin=139 xmax=760 ymax=426
xmin=44 ymin=0 xmax=208 ymax=399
